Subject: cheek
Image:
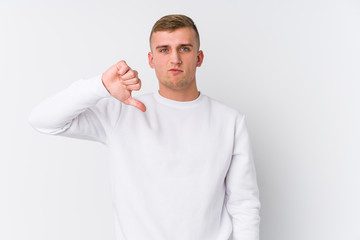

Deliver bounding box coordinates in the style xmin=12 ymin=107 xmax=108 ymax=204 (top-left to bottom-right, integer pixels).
xmin=186 ymin=56 xmax=199 ymax=69
xmin=153 ymin=60 xmax=165 ymax=75
xmin=154 ymin=58 xmax=167 ymax=70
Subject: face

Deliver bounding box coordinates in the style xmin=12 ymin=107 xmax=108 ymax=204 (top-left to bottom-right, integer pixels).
xmin=148 ymin=27 xmax=204 ymax=91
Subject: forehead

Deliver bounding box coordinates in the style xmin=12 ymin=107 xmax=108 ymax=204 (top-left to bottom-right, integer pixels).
xmin=150 ymin=27 xmax=197 ymax=48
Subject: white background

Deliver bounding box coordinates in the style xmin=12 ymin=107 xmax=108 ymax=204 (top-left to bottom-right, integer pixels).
xmin=1 ymin=0 xmax=359 ymax=239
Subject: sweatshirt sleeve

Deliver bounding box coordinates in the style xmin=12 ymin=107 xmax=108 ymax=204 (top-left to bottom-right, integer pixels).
xmin=28 ymin=74 xmax=121 ymax=145
xmin=225 ymin=114 xmax=261 ymax=240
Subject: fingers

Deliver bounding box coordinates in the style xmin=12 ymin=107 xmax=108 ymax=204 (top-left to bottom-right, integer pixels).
xmin=116 ymin=61 xmax=139 ymax=85
xmin=124 ymin=96 xmax=147 ymax=112
xmin=124 ymin=78 xmax=141 ymax=91
xmin=115 ymin=60 xmax=130 ymax=76
xmin=121 ymin=69 xmax=138 ymax=80
xmin=111 ymin=60 xmax=145 ymax=112
xmin=117 ymin=65 xmax=141 ymax=91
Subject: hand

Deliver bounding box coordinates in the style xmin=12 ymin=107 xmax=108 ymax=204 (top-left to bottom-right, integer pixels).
xmin=102 ymin=60 xmax=146 ymax=112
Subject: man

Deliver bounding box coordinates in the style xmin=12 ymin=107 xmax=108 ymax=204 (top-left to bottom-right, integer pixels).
xmin=29 ymin=14 xmax=260 ymax=240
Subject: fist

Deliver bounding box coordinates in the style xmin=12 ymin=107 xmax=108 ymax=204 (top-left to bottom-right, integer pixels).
xmin=102 ymin=60 xmax=146 ymax=112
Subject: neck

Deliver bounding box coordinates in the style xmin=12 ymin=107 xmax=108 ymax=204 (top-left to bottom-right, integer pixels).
xmin=158 ymin=82 xmax=200 ymax=102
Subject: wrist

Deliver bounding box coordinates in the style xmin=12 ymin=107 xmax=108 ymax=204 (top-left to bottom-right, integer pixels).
xmin=101 ymin=74 xmax=111 ymax=94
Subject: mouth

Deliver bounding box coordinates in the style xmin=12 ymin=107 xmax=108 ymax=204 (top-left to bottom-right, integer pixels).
xmin=168 ymin=68 xmax=183 ymax=73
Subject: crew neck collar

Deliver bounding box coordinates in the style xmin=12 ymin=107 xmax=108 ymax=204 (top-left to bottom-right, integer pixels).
xmin=153 ymin=90 xmax=204 ymax=108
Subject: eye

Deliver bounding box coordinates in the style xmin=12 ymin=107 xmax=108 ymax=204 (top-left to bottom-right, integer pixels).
xmin=159 ymin=48 xmax=168 ymax=53
xmin=180 ymin=47 xmax=190 ymax=52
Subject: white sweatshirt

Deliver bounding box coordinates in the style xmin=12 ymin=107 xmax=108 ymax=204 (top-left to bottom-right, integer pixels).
xmin=28 ymin=75 xmax=260 ymax=240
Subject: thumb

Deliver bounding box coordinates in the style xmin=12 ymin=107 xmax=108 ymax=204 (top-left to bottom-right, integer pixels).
xmin=125 ymin=96 xmax=147 ymax=112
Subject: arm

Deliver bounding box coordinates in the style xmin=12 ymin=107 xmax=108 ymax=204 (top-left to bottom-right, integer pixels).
xmin=225 ymin=114 xmax=261 ymax=240
xmin=28 ymin=74 xmax=113 ymax=144
xmin=28 ymin=61 xmax=145 ymax=144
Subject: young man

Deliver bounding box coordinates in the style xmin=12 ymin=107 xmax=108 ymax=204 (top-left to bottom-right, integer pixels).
xmin=29 ymin=15 xmax=260 ymax=240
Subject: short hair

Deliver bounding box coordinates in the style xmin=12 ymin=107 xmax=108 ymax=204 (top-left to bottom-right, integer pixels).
xmin=150 ymin=14 xmax=200 ymax=49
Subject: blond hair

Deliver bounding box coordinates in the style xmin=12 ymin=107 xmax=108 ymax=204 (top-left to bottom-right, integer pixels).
xmin=150 ymin=14 xmax=200 ymax=49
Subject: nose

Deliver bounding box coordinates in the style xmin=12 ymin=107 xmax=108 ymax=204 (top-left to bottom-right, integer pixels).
xmin=170 ymin=51 xmax=182 ymax=65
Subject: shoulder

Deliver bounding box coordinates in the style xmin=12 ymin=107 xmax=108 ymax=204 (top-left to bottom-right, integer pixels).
xmin=203 ymin=94 xmax=245 ymax=120
xmin=132 ymin=92 xmax=154 ymax=102
xmin=98 ymin=92 xmax=153 ymax=107
xmin=97 ymin=92 xmax=155 ymax=115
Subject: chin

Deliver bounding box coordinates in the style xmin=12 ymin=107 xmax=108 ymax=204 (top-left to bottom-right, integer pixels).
xmin=160 ymin=79 xmax=190 ymax=90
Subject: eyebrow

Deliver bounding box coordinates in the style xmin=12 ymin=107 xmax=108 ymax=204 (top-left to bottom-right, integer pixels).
xmin=155 ymin=44 xmax=193 ymax=49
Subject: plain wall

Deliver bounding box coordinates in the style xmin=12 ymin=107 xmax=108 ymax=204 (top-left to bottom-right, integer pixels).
xmin=1 ymin=0 xmax=359 ymax=239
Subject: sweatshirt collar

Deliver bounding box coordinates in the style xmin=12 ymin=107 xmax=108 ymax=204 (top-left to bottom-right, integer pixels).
xmin=153 ymin=90 xmax=204 ymax=108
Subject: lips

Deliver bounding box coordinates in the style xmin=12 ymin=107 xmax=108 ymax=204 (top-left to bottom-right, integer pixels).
xmin=169 ymin=68 xmax=183 ymax=73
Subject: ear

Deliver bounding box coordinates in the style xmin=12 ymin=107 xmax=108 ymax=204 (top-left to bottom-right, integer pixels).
xmin=148 ymin=52 xmax=154 ymax=69
xmin=196 ymin=50 xmax=204 ymax=67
